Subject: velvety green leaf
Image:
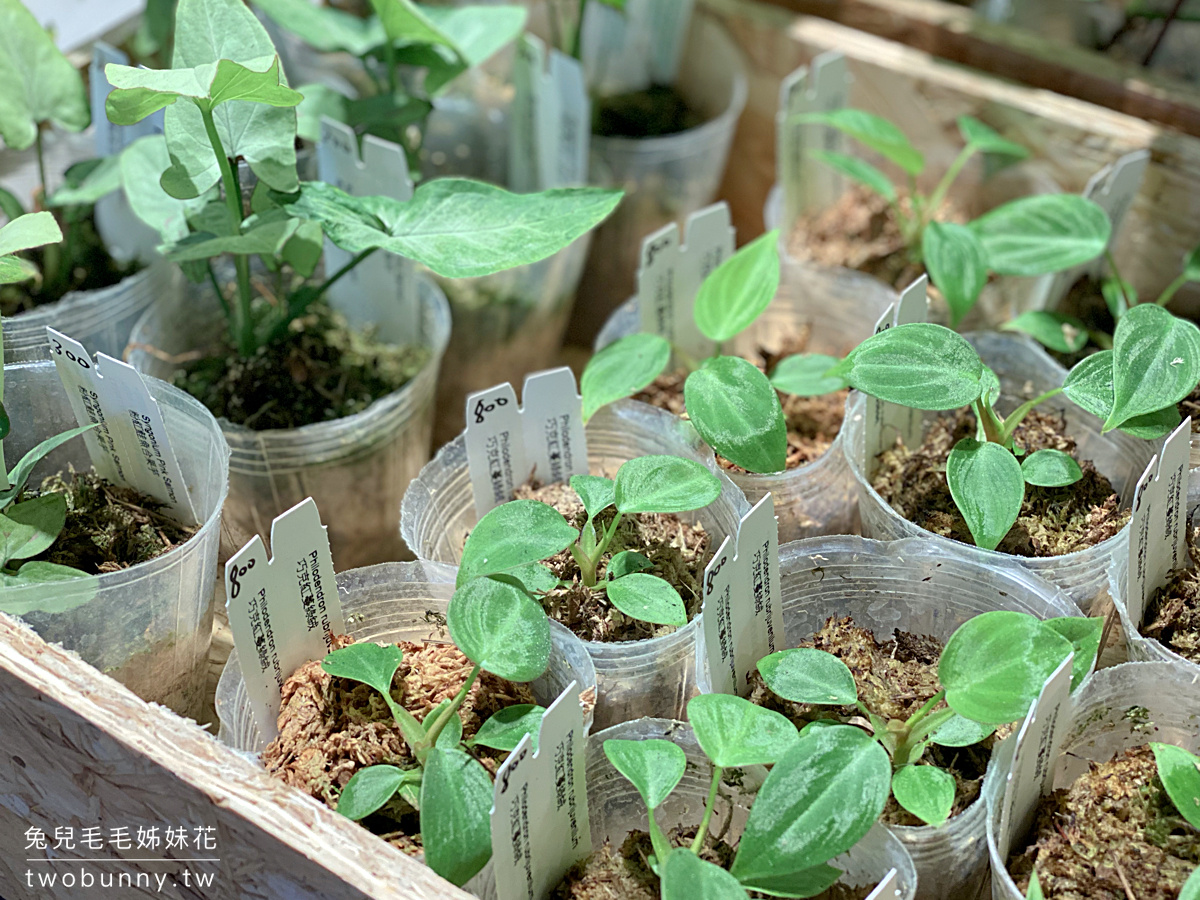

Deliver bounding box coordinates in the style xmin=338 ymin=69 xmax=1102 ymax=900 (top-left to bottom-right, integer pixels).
xmin=321 ymin=642 xmax=403 ymax=700
xmin=731 ymin=725 xmax=891 ymax=883
xmin=1150 ymin=743 xmax=1200 ymax=830
xmin=604 ymin=738 xmax=687 ymax=810
xmin=0 ymin=494 xmax=67 ymax=567
xmin=1021 ymin=449 xmax=1083 ymax=488
xmin=833 ymin=323 xmax=982 ymax=410
xmin=448 ymin=576 xmax=551 ymax=682
xmin=493 ymin=563 xmax=559 ymax=596
xmin=607 ymin=550 xmax=653 ymax=580
xmin=119 ymin=136 xmax=215 ymax=243
xmin=457 ymin=499 xmax=577 ymax=585
xmin=423 ymin=6 xmax=528 ymax=75
xmin=571 ymin=475 xmax=617 ymax=522
xmin=947 ymin=438 xmax=1025 ymax=551
xmin=163 ymin=215 xmax=303 ymax=262
xmin=757 ymin=648 xmax=858 ymax=705
xmin=662 ymin=849 xmax=749 ymax=900
xmin=1102 ymin=276 xmax=1134 ymax=319
xmin=470 ymin=705 xmax=544 ymax=752
xmin=684 ymin=356 xmax=787 ymax=473
xmin=929 ymin=715 xmax=995 ymax=748
xmin=1026 ymin=871 xmax=1045 ymax=900
xmin=0 ymin=212 xmax=62 ymax=257
xmin=693 ymin=230 xmax=780 ymax=344
xmin=810 ymin=150 xmax=896 ymax=203
xmin=769 ymin=354 xmax=848 ymax=397
xmin=0 ymin=257 xmax=35 ymax=285
xmin=614 ymin=455 xmax=722 ymax=515
xmin=423 ymin=700 xmax=464 ymax=748
xmin=797 ymin=109 xmax=924 ymax=176
xmin=46 ymin=157 xmax=123 ymax=207
xmin=1062 ymin=351 xmax=1183 ymax=439
xmin=581 ymin=333 xmax=671 ymax=422
xmin=336 ymin=764 xmax=409 ymax=820
xmin=737 ymin=865 xmax=843 ymax=899
xmin=420 ymin=746 xmax=494 ymax=886
xmin=607 ymin=573 xmax=687 ymax=626
xmin=0 ymin=0 xmax=89 ymax=149
xmin=939 ymin=611 xmax=1074 ymax=725
xmin=1106 ymin=303 xmax=1200 ymax=431
xmin=924 ymin=221 xmax=989 ymax=327
xmin=687 ymin=693 xmax=799 ymax=768
xmin=1180 ymin=866 xmax=1200 ymax=900
xmin=0 ymin=562 xmax=93 ymax=601
xmin=957 ymin=116 xmax=1029 ymax=160
xmin=281 ymin=218 xmax=323 ymax=278
xmin=370 ymin=0 xmax=457 ymax=50
xmin=209 ymin=58 xmax=304 ymax=109
xmin=892 ymin=765 xmax=956 ymax=827
xmin=1044 ymin=617 xmax=1103 ymax=691
xmin=254 ymin=0 xmax=386 ymax=55
xmin=971 ymin=194 xmax=1111 ymax=277
xmin=0 ymin=423 xmax=95 ymax=507
xmin=1003 ymin=311 xmax=1089 ymax=354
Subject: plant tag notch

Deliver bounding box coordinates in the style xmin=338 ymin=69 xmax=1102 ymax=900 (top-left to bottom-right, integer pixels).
xmin=777 ymin=52 xmax=849 ymax=229
xmin=637 ymin=202 xmax=735 ymax=362
xmin=579 ymin=0 xmax=694 ymax=96
xmin=316 ymin=117 xmax=419 ymax=339
xmin=509 ymin=34 xmax=590 ymax=193
xmin=864 ymin=277 xmax=928 ymax=470
xmin=863 ymin=869 xmax=900 ymax=900
xmin=225 ymin=497 xmax=344 ymax=743
xmin=995 ymin=653 xmax=1074 ymax=862
xmin=491 ymin=680 xmax=591 ymax=900
xmin=701 ymin=494 xmax=783 ymax=697
xmin=464 ymin=367 xmax=589 ymax=518
xmin=1125 ymin=418 xmax=1191 ymax=625
xmin=45 ymin=328 xmax=198 ymax=527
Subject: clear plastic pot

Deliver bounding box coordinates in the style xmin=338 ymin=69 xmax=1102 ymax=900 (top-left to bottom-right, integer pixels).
xmin=695 ymin=534 xmax=1081 ymax=900
xmin=844 ymin=332 xmax=1156 ymax=613
xmin=987 ymin=660 xmax=1200 ymax=900
xmin=216 ymin=560 xmax=596 ymax=751
xmin=401 ymin=399 xmax=751 ymax=729
xmin=567 ymin=14 xmax=748 ymax=344
xmin=593 ymin=268 xmax=898 ymax=542
xmin=129 ymin=272 xmax=451 ymax=571
xmin=0 ymin=360 xmax=229 ymax=720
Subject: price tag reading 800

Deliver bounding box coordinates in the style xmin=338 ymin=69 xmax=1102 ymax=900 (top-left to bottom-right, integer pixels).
xmin=473 ymin=395 xmax=510 ymax=424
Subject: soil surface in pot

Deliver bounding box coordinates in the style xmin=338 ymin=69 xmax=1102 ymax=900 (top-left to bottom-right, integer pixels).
xmin=262 ymin=632 xmax=535 ymax=856
xmin=750 ymin=615 xmax=990 ymax=826
xmin=874 ymin=407 xmax=1130 ymax=557
xmin=1142 ymin=512 xmax=1200 ymax=663
xmin=592 ymin=85 xmax=705 ymax=138
xmin=169 ymin=299 xmax=428 ymax=430
xmin=512 ymin=478 xmax=711 ymax=643
xmin=1008 ymin=744 xmax=1200 ymax=900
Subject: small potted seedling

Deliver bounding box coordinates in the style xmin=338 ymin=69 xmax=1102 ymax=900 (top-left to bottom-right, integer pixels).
xmin=112 ymin=0 xmax=620 ymax=567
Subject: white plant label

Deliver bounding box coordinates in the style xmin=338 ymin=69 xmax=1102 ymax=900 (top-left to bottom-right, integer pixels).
xmin=491 ymin=681 xmax=591 ymax=900
xmin=510 ymin=34 xmax=589 ymax=192
xmin=864 ymin=869 xmax=900 ymax=900
xmin=637 ymin=202 xmax=735 ymax=361
xmin=778 ymin=52 xmax=849 ymax=228
xmin=702 ymin=494 xmax=783 ymax=698
xmin=317 ymin=117 xmax=418 ymax=339
xmin=579 ymin=0 xmax=693 ymax=96
xmin=225 ymin=497 xmax=344 ymax=742
xmin=1125 ymin=418 xmax=1191 ymax=624
xmin=864 ymin=278 xmax=928 ymax=469
xmin=46 ymin=328 xmax=198 ymax=526
xmin=995 ymin=654 xmax=1073 ymax=861
xmin=465 ymin=368 xmax=589 ymax=518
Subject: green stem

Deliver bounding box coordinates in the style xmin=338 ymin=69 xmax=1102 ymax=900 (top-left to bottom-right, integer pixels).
xmin=383 ymin=697 xmax=427 ymax=759
xmin=925 ymin=144 xmax=978 ymax=227
xmin=311 ymin=248 xmax=374 ymax=306
xmin=385 ymin=41 xmax=398 ymax=97
xmin=570 ymin=0 xmax=589 ymax=59
xmin=571 ymin=541 xmax=598 ymax=587
xmin=206 ymin=263 xmax=231 ymax=321
xmin=35 ymin=130 xmax=49 ymax=204
xmin=1104 ymin=250 xmax=1133 ymax=308
xmin=974 ymin=398 xmax=1006 ymax=445
xmin=904 ymin=689 xmax=946 ymax=729
xmin=999 ymin=388 xmax=1064 ymax=445
xmin=646 ymin=809 xmax=671 ymax=865
xmin=420 ymin=662 xmax=481 ymax=757
xmin=1089 ymin=329 xmax=1114 ymax=351
xmin=1155 ymin=272 xmax=1189 ymax=308
xmin=690 ymin=766 xmax=723 ymax=855
xmin=593 ymin=512 xmax=624 ymax=561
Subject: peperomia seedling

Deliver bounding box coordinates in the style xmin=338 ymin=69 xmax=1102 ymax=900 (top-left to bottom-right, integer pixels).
xmin=606 ymin=692 xmax=891 ymax=899
xmin=756 ymin=611 xmax=1098 ymax=827
xmin=456 ymin=455 xmax=722 ymax=628
xmin=798 ymin=109 xmax=1112 ymax=326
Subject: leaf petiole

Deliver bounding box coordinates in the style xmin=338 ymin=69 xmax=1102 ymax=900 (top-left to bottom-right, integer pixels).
xmin=690 ymin=765 xmax=723 ymax=855
xmin=419 ymin=662 xmax=482 ymax=759
xmin=998 ymin=388 xmax=1064 ymax=444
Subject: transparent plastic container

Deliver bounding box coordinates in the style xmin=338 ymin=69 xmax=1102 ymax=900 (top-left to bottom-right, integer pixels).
xmin=574 ymin=717 xmax=917 ymax=900
xmin=567 ymin=14 xmax=748 ymax=344
xmin=2 ymin=262 xmax=179 ymax=365
xmin=400 ymin=399 xmax=751 ymax=729
xmin=844 ymin=332 xmax=1156 ymax=613
xmin=987 ymin=660 xmax=1200 ymax=900
xmin=129 ymin=273 xmax=451 ymax=571
xmin=216 ymin=560 xmax=596 ymax=751
xmin=0 ymin=361 xmax=229 ymax=720
xmin=594 ymin=268 xmax=898 ymax=542
xmin=695 ymin=535 xmax=1081 ymax=900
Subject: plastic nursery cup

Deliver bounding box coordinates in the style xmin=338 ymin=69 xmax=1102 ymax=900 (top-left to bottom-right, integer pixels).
xmin=987 ymin=660 xmax=1200 ymax=900
xmin=695 ymin=534 xmax=1081 ymax=900
xmin=594 ymin=268 xmax=898 ymax=543
xmin=844 ymin=331 xmax=1156 ymax=613
xmin=567 ymin=14 xmax=748 ymax=344
xmin=0 ymin=361 xmax=230 ymax=720
xmin=128 ymin=272 xmax=451 ymax=571
xmin=400 ymin=399 xmax=751 ymax=730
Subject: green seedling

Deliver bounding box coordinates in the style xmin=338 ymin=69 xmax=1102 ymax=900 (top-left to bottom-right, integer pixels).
xmin=1150 ymin=743 xmax=1200 ymax=900
xmin=101 ymin=0 xmax=620 ymax=359
xmin=456 ymin=455 xmax=722 ymax=628
xmin=756 ymin=611 xmax=1099 ymax=827
xmin=605 ymin=692 xmax=891 ymax=899
xmin=797 ymin=108 xmax=1111 ymax=327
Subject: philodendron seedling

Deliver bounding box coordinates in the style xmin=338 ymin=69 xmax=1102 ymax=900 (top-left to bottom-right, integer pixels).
xmin=799 ymin=109 xmax=1112 ymax=326
xmin=456 ymin=455 xmax=722 ymax=629
xmin=606 ymin=692 xmax=892 ymax=899
xmin=779 ymin=304 xmax=1200 ymax=550
xmin=1149 ymin=743 xmax=1200 ymax=900
xmin=756 ymin=611 xmax=1100 ymax=828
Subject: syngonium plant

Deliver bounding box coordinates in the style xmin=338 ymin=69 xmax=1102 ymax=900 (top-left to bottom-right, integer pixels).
xmin=99 ymin=0 xmax=621 ymax=361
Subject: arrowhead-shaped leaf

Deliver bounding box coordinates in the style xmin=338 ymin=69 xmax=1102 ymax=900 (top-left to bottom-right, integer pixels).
xmin=469 ymin=705 xmax=544 ymax=752
xmin=947 ymin=438 xmax=1024 ymax=551
xmin=0 ymin=0 xmax=89 ymax=149
xmin=797 ymin=109 xmax=923 ymax=175
xmin=604 ymin=738 xmax=687 ymax=810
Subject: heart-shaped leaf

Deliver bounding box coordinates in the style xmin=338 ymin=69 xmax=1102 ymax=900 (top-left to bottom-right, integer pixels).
xmin=604 ymin=738 xmax=687 ymax=810
xmin=1003 ymin=311 xmax=1089 ymax=354
xmin=457 ymin=499 xmax=577 ymax=586
xmin=693 ymin=230 xmax=780 ymax=344
xmin=448 ymin=576 xmax=551 ymax=682
xmin=947 ymin=438 xmax=1025 ymax=551
xmin=571 ymin=475 xmax=616 ymax=523
xmin=769 ymin=354 xmax=848 ymax=397
xmin=470 ymin=705 xmax=545 ymax=752
xmin=1044 ymin=617 xmax=1103 ymax=691
xmin=971 ymin=194 xmax=1111 ymax=277
xmin=924 ymin=221 xmax=988 ymax=327
xmin=831 ymin=323 xmax=982 ymax=410
xmin=891 ymin=765 xmax=956 ymax=827
xmin=322 ymin=642 xmax=403 ymax=700
xmin=254 ymin=0 xmax=387 ymax=55
xmin=661 ymin=848 xmax=749 ymax=900
xmin=797 ymin=109 xmax=924 ymax=175
xmin=0 ymin=494 xmax=67 ymax=568
xmin=1021 ymin=449 xmax=1083 ymax=488
xmin=687 ymin=693 xmax=798 ymax=768
xmin=1062 ymin=350 xmax=1184 ymax=439
xmin=810 ymin=150 xmax=896 ymax=202
xmin=1151 ymin=743 xmax=1200 ymax=830
xmin=581 ymin=333 xmax=672 ymax=422
xmin=929 ymin=715 xmax=995 ymax=748
xmin=336 ymin=764 xmax=410 ymax=820
xmin=1106 ymin=303 xmax=1200 ymax=431
xmin=607 ymin=573 xmax=688 ymax=626
xmin=957 ymin=116 xmax=1028 ymax=160
xmin=614 ymin=455 xmax=722 ymax=515
xmin=684 ymin=356 xmax=787 ymax=474
xmin=420 ymin=746 xmax=494 ymax=886
xmin=757 ymin=648 xmax=858 ymax=706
